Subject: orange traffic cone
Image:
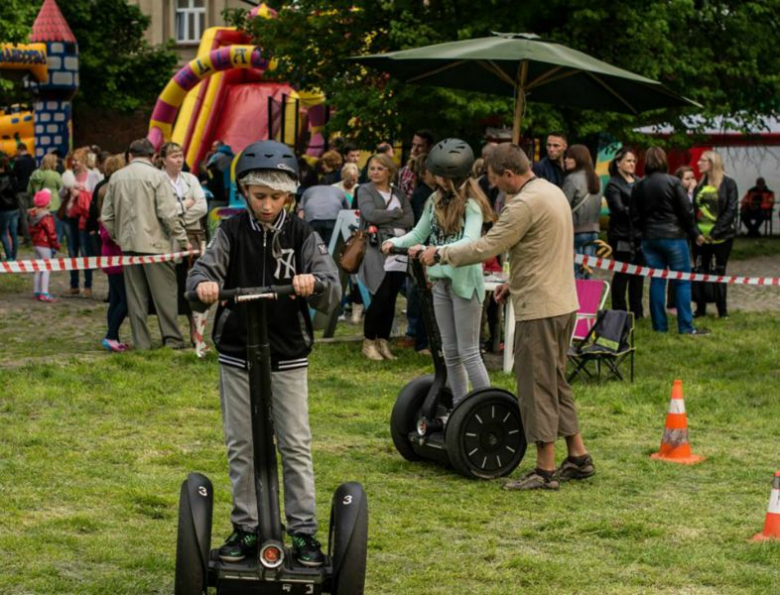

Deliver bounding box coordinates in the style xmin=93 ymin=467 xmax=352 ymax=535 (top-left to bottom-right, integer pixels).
xmin=650 ymin=379 xmax=705 ymax=464
xmin=752 ymin=472 xmax=780 ymax=541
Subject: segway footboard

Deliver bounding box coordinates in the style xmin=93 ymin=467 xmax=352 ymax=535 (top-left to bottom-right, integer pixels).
xmin=391 ymin=375 xmax=452 ymax=465
xmin=211 ymin=560 xmax=327 ymax=594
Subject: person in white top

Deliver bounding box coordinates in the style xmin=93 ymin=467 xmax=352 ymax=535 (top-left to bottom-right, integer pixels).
xmin=160 ymin=142 xmax=210 ymax=355
xmin=332 ymin=162 xmax=360 ymax=204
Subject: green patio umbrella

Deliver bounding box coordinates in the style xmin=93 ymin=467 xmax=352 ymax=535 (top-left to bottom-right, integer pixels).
xmin=353 ymin=32 xmax=699 ymax=143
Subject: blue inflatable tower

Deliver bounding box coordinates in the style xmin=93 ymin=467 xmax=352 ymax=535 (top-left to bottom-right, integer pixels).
xmin=28 ymin=0 xmax=78 ymax=161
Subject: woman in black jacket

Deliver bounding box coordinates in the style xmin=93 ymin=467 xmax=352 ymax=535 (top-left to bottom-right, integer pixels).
xmin=605 ymin=147 xmax=643 ymax=318
xmin=630 ymin=147 xmax=705 ymax=335
xmin=692 ymin=151 xmax=738 ymax=318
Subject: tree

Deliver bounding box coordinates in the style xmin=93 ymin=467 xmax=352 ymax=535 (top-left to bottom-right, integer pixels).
xmin=0 ymin=0 xmax=39 ymax=44
xmin=228 ymin=0 xmax=780 ymax=149
xmin=56 ymin=0 xmax=178 ymax=114
xmin=0 ymin=0 xmax=42 ymax=95
xmin=0 ymin=0 xmax=177 ymax=114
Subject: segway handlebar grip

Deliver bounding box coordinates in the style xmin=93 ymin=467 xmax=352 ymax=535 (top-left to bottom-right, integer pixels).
xmin=184 ymin=281 xmax=325 ymax=304
xmin=388 ymin=246 xmax=410 ymax=255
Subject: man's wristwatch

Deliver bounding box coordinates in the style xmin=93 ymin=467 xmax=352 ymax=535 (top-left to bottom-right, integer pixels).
xmin=433 ymin=248 xmax=442 ymax=264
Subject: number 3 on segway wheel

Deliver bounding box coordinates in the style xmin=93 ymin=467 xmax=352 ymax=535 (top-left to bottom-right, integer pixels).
xmin=328 ymin=482 xmax=369 ymax=594
xmin=445 ymin=389 xmax=526 ymax=479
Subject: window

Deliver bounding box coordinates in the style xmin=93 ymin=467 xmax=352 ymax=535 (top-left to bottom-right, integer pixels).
xmin=175 ymin=0 xmax=206 ymax=44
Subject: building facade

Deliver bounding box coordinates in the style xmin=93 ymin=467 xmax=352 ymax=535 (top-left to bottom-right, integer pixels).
xmin=130 ymin=0 xmax=248 ymax=63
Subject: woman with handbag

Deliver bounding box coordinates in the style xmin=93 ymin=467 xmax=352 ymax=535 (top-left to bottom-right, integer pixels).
xmin=384 ymin=138 xmax=495 ymax=403
xmin=159 ymin=142 xmax=210 ymax=354
xmin=59 ymin=147 xmax=102 ymax=297
xmin=357 ymin=153 xmax=414 ymax=360
xmin=693 ymin=150 xmax=738 ymax=319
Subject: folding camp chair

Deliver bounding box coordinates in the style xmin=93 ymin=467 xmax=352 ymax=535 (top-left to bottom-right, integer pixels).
xmin=573 ymin=279 xmax=610 ymax=341
xmin=568 ymin=310 xmax=635 ymax=383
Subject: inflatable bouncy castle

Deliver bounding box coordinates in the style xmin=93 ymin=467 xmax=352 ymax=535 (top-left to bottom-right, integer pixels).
xmin=147 ymin=4 xmax=326 ymax=178
xmin=0 ymin=0 xmax=78 ymax=160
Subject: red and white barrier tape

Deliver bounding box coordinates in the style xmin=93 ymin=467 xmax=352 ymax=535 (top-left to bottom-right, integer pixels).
xmin=575 ymin=254 xmax=780 ymax=286
xmin=1 ymin=250 xmax=776 ymax=287
xmin=0 ymin=250 xmax=200 ymax=274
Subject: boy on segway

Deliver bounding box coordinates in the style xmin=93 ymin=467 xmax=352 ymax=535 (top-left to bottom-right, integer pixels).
xmin=187 ymin=141 xmax=341 ymax=567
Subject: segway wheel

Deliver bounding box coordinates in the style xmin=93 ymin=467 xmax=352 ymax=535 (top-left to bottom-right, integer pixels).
xmin=175 ymin=473 xmax=213 ymax=595
xmin=390 ymin=375 xmax=434 ymax=461
xmin=329 ymin=482 xmax=369 ymax=595
xmin=445 ymin=389 xmax=526 ymax=479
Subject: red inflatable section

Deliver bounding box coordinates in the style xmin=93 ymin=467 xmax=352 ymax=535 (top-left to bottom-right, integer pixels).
xmin=209 ymin=82 xmax=295 ymax=159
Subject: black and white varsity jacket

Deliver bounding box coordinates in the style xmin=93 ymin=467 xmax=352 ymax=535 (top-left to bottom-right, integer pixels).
xmin=186 ymin=208 xmax=341 ymax=371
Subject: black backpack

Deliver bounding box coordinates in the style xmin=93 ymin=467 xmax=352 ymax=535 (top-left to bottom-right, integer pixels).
xmin=578 ymin=310 xmax=632 ymax=354
xmin=0 ymin=174 xmax=18 ymax=210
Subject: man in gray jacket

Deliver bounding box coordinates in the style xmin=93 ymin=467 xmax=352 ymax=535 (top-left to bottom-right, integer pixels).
xmin=102 ymin=138 xmax=189 ymax=350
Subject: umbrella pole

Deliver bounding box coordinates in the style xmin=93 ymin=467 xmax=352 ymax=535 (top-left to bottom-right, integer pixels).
xmin=512 ymin=61 xmax=528 ymax=144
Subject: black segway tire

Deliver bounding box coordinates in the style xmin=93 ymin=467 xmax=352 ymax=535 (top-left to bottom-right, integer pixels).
xmin=390 ymin=375 xmax=434 ymax=461
xmin=175 ymin=473 xmax=213 ymax=595
xmin=329 ymin=482 xmax=369 ymax=595
xmin=445 ymin=389 xmax=526 ymax=479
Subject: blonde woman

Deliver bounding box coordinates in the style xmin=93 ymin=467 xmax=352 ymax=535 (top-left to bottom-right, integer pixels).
xmin=332 ymin=162 xmax=359 ymax=203
xmin=358 ymin=152 xmax=414 ymax=360
xmin=693 ymin=151 xmax=739 ymax=318
xmin=385 ymin=139 xmax=495 ymax=403
xmin=159 ymin=141 xmax=210 ymax=354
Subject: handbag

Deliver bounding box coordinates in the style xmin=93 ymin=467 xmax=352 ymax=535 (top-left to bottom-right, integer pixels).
xmin=338 ymin=228 xmax=367 ymax=273
xmin=338 ymin=185 xmax=368 ymax=273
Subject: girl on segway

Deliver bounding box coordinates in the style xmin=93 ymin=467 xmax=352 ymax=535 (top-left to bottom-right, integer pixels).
xmin=382 ymin=138 xmax=495 ymax=404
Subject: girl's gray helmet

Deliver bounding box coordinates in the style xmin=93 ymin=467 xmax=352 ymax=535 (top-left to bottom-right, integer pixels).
xmin=234 ymin=140 xmax=299 ymax=181
xmin=426 ymin=138 xmax=474 ymax=179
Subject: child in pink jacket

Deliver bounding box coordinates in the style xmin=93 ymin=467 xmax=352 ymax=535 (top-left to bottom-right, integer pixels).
xmin=28 ymin=189 xmax=60 ymax=302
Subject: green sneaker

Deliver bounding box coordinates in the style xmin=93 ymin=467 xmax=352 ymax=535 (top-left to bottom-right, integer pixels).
xmin=291 ymin=533 xmax=325 ymax=567
xmin=218 ymin=529 xmax=258 ymax=562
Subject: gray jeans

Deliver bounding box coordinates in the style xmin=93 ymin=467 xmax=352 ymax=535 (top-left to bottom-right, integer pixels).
xmin=432 ymin=279 xmax=490 ymax=402
xmin=219 ymin=364 xmax=317 ymax=536
xmin=124 ymin=259 xmax=184 ymax=350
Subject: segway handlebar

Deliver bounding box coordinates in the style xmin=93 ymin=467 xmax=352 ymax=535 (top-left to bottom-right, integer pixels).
xmin=388 ymin=246 xmax=411 ymax=256
xmin=185 ymin=281 xmax=324 ymax=304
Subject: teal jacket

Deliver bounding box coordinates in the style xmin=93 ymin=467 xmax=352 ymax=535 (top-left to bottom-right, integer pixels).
xmin=390 ymin=195 xmax=485 ymax=302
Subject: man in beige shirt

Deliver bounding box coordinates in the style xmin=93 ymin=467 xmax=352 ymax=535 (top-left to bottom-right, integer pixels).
xmin=422 ymin=143 xmax=594 ymax=490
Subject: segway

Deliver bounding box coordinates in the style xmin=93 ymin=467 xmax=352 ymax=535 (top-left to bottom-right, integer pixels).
xmin=176 ymin=284 xmax=368 ymax=594
xmin=389 ymin=247 xmax=526 ymax=479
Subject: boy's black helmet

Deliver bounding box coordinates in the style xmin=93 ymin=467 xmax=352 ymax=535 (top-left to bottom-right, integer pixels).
xmin=235 ymin=140 xmax=299 ymax=181
xmin=426 ymin=138 xmax=474 ymax=179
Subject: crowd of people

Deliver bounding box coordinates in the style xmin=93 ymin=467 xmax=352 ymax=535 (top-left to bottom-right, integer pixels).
xmin=0 ymin=125 xmax=770 ymax=353
xmin=0 ymin=130 xmax=766 ymax=353
xmin=531 ymin=133 xmax=745 ymax=335
xmin=1 ymin=127 xmax=775 ymax=506
xmin=0 ymin=140 xmax=211 ymax=354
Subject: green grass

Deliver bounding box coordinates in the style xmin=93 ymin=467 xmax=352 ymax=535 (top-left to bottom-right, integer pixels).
xmin=2 ymin=274 xmax=780 ymax=593
xmin=730 ymin=236 xmax=780 ymax=261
